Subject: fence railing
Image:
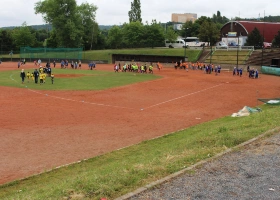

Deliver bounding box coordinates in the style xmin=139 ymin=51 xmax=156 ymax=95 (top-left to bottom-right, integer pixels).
xmin=215 ymin=46 xmax=254 ymax=51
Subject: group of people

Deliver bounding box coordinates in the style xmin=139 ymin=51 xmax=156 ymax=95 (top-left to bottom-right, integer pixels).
xmin=232 ymin=67 xmax=243 ymax=77
xmin=114 ymin=63 xmax=154 ymax=74
xmin=247 ymin=66 xmax=259 ymax=79
xmin=232 ymin=66 xmax=259 ymax=78
xmin=174 ymin=61 xmax=210 ymax=71
xmin=59 ymin=59 xmax=82 ymax=69
xmin=20 ymin=66 xmax=54 ymax=85
xmin=17 ymin=59 xmax=26 ymax=68
xmin=174 ymin=61 xmax=222 ymax=76
xmin=88 ymin=62 xmax=96 ymax=70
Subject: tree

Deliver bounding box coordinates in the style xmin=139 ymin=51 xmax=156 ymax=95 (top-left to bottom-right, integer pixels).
xmin=128 ymin=0 xmax=142 ymax=23
xmin=106 ymin=26 xmax=123 ymax=49
xmin=122 ymin=21 xmax=144 ymax=48
xmin=272 ymin=30 xmax=280 ymax=47
xmin=35 ymin=0 xmax=90 ymax=47
xmin=198 ymin=21 xmax=220 ymax=46
xmin=245 ymin=27 xmax=263 ymax=47
xmin=212 ymin=11 xmax=229 ymax=25
xmin=77 ymin=2 xmax=97 ymax=50
xmin=142 ymin=20 xmax=165 ymax=48
xmin=180 ymin=21 xmax=194 ymax=38
xmin=0 ymin=29 xmax=15 ymax=52
xmin=165 ymin=26 xmax=178 ymax=43
xmin=11 ymin=22 xmax=36 ymax=49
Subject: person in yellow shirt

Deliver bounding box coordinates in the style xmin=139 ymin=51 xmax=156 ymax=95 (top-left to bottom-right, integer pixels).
xmin=31 ymin=72 xmax=34 ymax=81
xmin=149 ymin=65 xmax=153 ymax=74
xmin=39 ymin=67 xmax=43 ymax=74
xmin=43 ymin=73 xmax=47 ymax=83
xmin=51 ymin=73 xmax=54 ymax=84
xmin=39 ymin=73 xmax=44 ymax=85
xmin=26 ymin=71 xmax=31 ymax=83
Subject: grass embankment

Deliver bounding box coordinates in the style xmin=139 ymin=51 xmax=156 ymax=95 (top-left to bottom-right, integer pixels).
xmin=0 ymin=69 xmax=161 ymax=90
xmin=0 ymin=104 xmax=279 ymax=200
xmin=206 ymin=50 xmax=251 ymax=65
xmin=2 ymin=48 xmax=202 ymax=63
xmin=83 ymin=48 xmax=202 ymax=63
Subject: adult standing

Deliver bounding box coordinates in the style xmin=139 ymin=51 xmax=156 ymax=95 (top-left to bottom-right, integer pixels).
xmin=20 ymin=69 xmax=26 ymax=84
xmin=33 ymin=69 xmax=39 ymax=84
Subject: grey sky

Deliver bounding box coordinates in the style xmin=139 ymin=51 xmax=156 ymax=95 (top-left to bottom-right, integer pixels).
xmin=0 ymin=0 xmax=278 ymax=27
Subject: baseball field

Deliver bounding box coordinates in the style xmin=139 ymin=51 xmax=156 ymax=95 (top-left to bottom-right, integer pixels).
xmin=1 ymin=61 xmax=280 ymax=199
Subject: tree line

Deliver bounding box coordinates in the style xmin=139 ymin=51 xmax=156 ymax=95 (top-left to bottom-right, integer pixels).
xmin=0 ymin=0 xmax=280 ymax=53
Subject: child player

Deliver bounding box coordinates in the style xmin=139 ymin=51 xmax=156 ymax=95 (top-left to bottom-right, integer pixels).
xmin=51 ymin=73 xmax=54 ymax=84
xmin=39 ymin=73 xmax=44 ymax=85
xmin=26 ymin=71 xmax=31 ymax=83
xmin=43 ymin=73 xmax=47 ymax=83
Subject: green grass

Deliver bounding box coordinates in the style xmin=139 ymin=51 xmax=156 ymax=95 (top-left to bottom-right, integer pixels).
xmin=0 ymin=69 xmax=161 ymax=90
xmin=0 ymin=104 xmax=279 ymax=200
xmin=2 ymin=48 xmax=202 ymax=63
xmin=82 ymin=48 xmax=202 ymax=63
xmin=206 ymin=50 xmax=251 ymax=64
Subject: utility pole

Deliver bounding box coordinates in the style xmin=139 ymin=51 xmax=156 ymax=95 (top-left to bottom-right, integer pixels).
xmin=261 ymin=10 xmax=265 ymax=67
xmin=184 ymin=28 xmax=189 ymax=62
xmin=237 ymin=35 xmax=239 ymax=69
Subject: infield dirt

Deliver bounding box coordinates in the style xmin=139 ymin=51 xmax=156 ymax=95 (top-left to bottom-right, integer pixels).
xmin=1 ymin=62 xmax=279 ymax=184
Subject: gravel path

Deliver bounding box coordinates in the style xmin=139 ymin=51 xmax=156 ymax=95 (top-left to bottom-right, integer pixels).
xmin=126 ymin=133 xmax=280 ymax=200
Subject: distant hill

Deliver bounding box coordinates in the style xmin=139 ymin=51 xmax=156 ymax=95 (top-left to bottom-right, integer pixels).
xmin=1 ymin=24 xmax=113 ymax=30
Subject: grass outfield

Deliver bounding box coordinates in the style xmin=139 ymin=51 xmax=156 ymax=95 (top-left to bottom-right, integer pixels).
xmin=0 ymin=69 xmax=161 ymax=90
xmin=0 ymin=104 xmax=279 ymax=199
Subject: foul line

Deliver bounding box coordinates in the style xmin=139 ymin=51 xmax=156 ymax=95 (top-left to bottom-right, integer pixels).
xmin=9 ymin=73 xmax=235 ymax=111
xmin=9 ymin=73 xmax=136 ymax=110
xmin=143 ymin=82 xmax=226 ymax=110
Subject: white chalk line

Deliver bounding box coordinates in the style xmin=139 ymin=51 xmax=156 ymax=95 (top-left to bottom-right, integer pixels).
xmin=9 ymin=73 xmax=136 ymax=110
xmin=143 ymin=83 xmax=226 ymax=110
xmin=9 ymin=72 xmax=233 ymax=111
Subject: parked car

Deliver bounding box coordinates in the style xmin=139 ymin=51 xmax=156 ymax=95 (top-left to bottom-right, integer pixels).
xmin=263 ymin=42 xmax=272 ymax=49
xmin=216 ymin=41 xmax=228 ymax=49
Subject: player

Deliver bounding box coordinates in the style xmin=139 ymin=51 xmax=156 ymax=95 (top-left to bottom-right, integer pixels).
xmin=51 ymin=73 xmax=54 ymax=84
xmin=20 ymin=69 xmax=26 ymax=84
xmin=39 ymin=73 xmax=44 ymax=85
xmin=26 ymin=71 xmax=31 ymax=83
xmin=149 ymin=65 xmax=153 ymax=74
xmin=31 ymin=72 xmax=34 ymax=81
xmin=43 ymin=73 xmax=47 ymax=83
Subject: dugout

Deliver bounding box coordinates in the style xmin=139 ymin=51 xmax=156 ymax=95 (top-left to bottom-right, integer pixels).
xmin=261 ymin=58 xmax=280 ymax=76
xmin=271 ymin=58 xmax=280 ymax=68
xmin=111 ymin=54 xmax=186 ymax=64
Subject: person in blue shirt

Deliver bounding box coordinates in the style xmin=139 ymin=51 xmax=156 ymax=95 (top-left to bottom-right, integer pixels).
xmin=239 ymin=68 xmax=243 ymax=77
xmin=255 ymin=69 xmax=259 ymax=78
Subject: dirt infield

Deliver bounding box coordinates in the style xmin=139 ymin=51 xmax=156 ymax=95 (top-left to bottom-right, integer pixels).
xmin=1 ymin=62 xmax=280 ymax=185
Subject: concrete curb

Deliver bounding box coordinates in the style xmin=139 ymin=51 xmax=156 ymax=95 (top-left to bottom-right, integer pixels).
xmin=115 ymin=127 xmax=280 ymax=200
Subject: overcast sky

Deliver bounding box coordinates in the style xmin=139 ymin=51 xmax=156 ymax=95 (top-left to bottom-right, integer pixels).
xmin=0 ymin=0 xmax=279 ymax=27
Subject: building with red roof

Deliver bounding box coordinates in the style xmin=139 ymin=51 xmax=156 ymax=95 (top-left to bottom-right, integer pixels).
xmin=220 ymin=21 xmax=280 ymax=46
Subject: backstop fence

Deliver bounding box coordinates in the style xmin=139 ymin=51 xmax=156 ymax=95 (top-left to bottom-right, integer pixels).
xmin=20 ymin=47 xmax=83 ymax=62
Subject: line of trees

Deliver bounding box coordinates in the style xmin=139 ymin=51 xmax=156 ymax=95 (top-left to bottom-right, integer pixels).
xmin=1 ymin=0 xmax=280 ymax=52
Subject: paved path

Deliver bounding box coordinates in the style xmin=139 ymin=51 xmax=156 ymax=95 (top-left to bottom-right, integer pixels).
xmin=124 ymin=133 xmax=280 ymax=200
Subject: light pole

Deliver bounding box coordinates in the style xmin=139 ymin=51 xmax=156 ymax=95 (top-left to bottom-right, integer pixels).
xmin=184 ymin=28 xmax=188 ymax=62
xmin=237 ymin=35 xmax=239 ymax=69
xmin=209 ymin=36 xmax=212 ymax=64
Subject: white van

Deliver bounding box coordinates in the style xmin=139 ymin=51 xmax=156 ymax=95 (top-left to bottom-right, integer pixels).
xmin=165 ymin=39 xmax=188 ymax=48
